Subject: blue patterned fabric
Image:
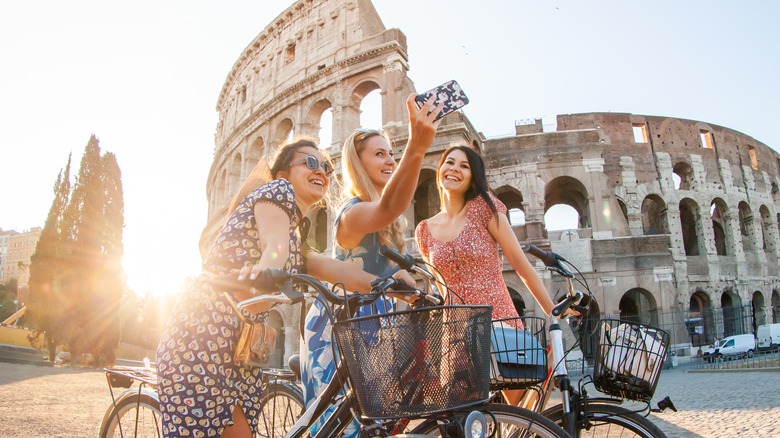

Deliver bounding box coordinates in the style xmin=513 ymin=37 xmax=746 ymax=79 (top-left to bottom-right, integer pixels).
xmin=156 ymin=179 xmax=302 ymax=437
xmin=301 ymin=197 xmax=398 ymax=437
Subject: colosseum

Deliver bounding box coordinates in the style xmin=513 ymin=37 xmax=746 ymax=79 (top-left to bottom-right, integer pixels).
xmin=200 ymin=0 xmax=780 ymax=366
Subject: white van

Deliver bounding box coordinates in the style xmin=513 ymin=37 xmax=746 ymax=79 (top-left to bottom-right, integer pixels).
xmin=704 ymin=334 xmax=756 ymax=361
xmin=756 ymin=323 xmax=780 ymax=351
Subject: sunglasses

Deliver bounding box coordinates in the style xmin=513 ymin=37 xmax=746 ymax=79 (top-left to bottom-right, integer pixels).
xmin=354 ymin=128 xmax=382 ymax=142
xmin=290 ymin=154 xmax=334 ymax=176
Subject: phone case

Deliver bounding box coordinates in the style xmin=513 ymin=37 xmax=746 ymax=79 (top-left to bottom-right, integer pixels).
xmin=414 ymin=80 xmax=469 ymax=120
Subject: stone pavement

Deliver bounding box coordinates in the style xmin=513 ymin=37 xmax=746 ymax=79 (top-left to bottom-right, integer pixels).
xmin=0 ymin=361 xmax=778 ymax=437
xmin=636 ymin=367 xmax=779 ymax=437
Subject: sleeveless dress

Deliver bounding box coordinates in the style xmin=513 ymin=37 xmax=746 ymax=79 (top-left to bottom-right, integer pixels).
xmin=415 ymin=193 xmax=522 ymax=325
xmin=156 ymin=179 xmax=303 ymax=438
xmin=301 ymin=197 xmax=398 ymax=437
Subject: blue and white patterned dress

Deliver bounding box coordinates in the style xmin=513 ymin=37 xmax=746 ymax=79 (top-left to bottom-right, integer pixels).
xmin=301 ymin=197 xmax=399 ymax=437
xmin=156 ymin=179 xmax=303 ymax=438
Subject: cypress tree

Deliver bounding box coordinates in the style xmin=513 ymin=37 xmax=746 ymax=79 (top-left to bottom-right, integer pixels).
xmin=27 ymin=154 xmax=72 ymax=360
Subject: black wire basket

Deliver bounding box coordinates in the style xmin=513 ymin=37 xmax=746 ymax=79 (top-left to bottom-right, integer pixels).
xmin=333 ymin=305 xmax=492 ymax=419
xmin=592 ymin=319 xmax=670 ymax=402
xmin=489 ymin=316 xmax=548 ymax=390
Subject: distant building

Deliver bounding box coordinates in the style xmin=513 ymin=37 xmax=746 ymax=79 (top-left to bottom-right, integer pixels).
xmin=0 ymin=227 xmax=42 ymax=288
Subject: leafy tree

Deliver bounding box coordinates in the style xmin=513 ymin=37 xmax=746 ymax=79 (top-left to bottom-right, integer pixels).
xmin=0 ymin=280 xmax=19 ymax=322
xmin=27 ymin=135 xmax=126 ymax=366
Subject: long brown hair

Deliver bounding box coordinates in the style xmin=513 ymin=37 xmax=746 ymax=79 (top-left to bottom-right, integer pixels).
xmin=341 ymin=129 xmax=406 ymax=252
xmin=228 ymin=137 xmax=328 ymax=214
xmin=437 ymin=145 xmax=498 ymax=221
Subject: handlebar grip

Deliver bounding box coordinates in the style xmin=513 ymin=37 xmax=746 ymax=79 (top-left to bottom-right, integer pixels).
xmin=210 ymin=268 xmax=290 ymax=293
xmin=523 ymin=244 xmax=561 ymax=268
xmin=379 ymin=245 xmax=416 ymax=271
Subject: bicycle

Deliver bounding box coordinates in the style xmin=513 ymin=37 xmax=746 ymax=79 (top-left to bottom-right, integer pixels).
xmin=98 ymin=250 xmax=569 ymax=438
xmin=488 ymin=244 xmax=678 ymax=438
xmin=97 ymin=357 xmax=304 ymax=438
xmin=241 ymin=248 xmax=569 ymax=438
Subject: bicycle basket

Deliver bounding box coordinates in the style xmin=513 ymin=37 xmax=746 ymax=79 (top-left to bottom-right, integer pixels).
xmin=333 ymin=305 xmax=492 ymax=419
xmin=489 ymin=316 xmax=548 ymax=390
xmin=593 ymin=319 xmax=670 ymax=401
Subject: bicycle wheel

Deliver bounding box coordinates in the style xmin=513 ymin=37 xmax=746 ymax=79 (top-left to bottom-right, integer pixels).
xmin=411 ymin=403 xmax=568 ymax=438
xmin=543 ymin=403 xmax=666 ymax=438
xmin=256 ymin=381 xmax=305 ymax=438
xmin=99 ymin=393 xmax=162 ymax=438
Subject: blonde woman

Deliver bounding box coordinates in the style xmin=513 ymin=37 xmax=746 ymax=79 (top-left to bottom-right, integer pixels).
xmin=301 ymin=94 xmax=441 ymax=437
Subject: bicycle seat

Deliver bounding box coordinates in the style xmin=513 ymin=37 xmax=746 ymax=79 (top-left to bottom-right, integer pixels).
xmin=288 ymin=354 xmax=301 ymax=381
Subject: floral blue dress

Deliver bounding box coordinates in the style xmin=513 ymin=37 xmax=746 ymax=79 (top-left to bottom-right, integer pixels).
xmin=301 ymin=197 xmax=398 ymax=437
xmin=156 ymin=179 xmax=302 ymax=438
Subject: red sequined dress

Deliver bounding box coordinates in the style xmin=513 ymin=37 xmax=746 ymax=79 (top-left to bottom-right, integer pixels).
xmin=415 ymin=193 xmax=522 ymax=325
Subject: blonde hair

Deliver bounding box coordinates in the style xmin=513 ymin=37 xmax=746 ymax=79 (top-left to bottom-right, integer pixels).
xmin=340 ymin=130 xmax=406 ymax=252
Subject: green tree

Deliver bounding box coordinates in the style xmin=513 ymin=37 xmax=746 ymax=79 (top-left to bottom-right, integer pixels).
xmin=27 ymin=135 xmax=126 ymax=366
xmin=27 ymin=154 xmax=71 ymax=359
xmin=0 ymin=280 xmax=19 ymax=322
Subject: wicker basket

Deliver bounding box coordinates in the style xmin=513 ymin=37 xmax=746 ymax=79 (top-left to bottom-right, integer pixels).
xmin=333 ymin=305 xmax=492 ymax=419
xmin=489 ymin=316 xmax=548 ymax=390
xmin=593 ymin=319 xmax=670 ymax=401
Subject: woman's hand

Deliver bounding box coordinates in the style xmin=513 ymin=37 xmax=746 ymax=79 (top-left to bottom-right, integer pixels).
xmin=405 ymin=93 xmax=443 ymax=155
xmin=389 ymin=270 xmax=422 ymax=304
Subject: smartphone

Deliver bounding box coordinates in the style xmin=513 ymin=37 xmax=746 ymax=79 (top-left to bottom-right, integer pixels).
xmin=414 ymin=80 xmax=469 ymax=120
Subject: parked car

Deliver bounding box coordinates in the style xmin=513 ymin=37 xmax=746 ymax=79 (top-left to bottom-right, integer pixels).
xmin=756 ymin=323 xmax=780 ymax=351
xmin=703 ymin=334 xmax=756 ymax=362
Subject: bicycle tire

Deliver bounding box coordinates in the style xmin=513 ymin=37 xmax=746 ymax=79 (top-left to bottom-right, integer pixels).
xmin=256 ymin=381 xmax=305 ymax=438
xmin=410 ymin=403 xmax=568 ymax=438
xmin=99 ymin=393 xmax=162 ymax=438
xmin=543 ymin=403 xmax=666 ymax=438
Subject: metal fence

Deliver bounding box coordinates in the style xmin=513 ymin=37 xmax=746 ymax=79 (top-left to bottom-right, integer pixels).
xmin=688 ymin=349 xmax=780 ymax=371
xmin=571 ymin=305 xmax=758 ymax=362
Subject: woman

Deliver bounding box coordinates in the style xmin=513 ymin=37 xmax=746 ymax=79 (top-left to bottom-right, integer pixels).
xmin=415 ymin=145 xmax=563 ymax=406
xmin=156 ymin=138 xmax=403 ymax=438
xmin=301 ymin=94 xmax=441 ymax=436
xmin=415 ymin=145 xmax=557 ymax=318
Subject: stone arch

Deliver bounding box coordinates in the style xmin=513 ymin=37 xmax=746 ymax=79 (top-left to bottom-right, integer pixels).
xmin=738 ymin=201 xmax=755 ymax=252
xmin=413 ymin=168 xmax=439 ymax=230
xmin=772 ymin=290 xmax=780 ymax=323
xmin=619 ymin=288 xmax=658 ymax=326
xmin=245 ymin=136 xmax=265 ymax=177
xmin=219 ymin=167 xmax=228 ymax=205
xmin=721 ymin=290 xmax=747 ymax=337
xmin=580 ymin=296 xmax=601 ymax=361
xmin=759 ymin=205 xmax=773 ymax=251
xmin=710 ymin=198 xmax=730 ymax=256
xmin=689 ymin=291 xmax=715 ymax=346
xmin=507 ymin=286 xmax=526 ymax=317
xmin=229 ymin=152 xmax=242 ymax=198
xmin=679 ymin=198 xmax=702 ymax=256
xmin=544 ymin=176 xmax=590 ymax=229
xmin=641 ymin=194 xmax=668 ymax=235
xmin=672 ymin=161 xmax=694 ymax=190
xmin=495 ymin=186 xmax=525 ymax=225
xmin=272 ymin=118 xmax=294 ymax=148
xmin=616 ymin=197 xmax=629 ymax=226
xmin=752 ymin=291 xmax=766 ymax=331
xmin=351 ymin=80 xmax=383 ymax=126
xmin=265 ymin=310 xmax=285 ymax=369
xmin=304 ymin=98 xmax=333 ymax=144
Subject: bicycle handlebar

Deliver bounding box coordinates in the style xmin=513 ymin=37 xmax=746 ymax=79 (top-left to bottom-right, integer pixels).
xmin=523 ymin=244 xmax=574 ymax=278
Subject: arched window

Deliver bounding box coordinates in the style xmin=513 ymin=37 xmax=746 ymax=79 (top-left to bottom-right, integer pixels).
xmin=679 ymin=198 xmax=701 ymax=256
xmin=710 ymin=199 xmax=729 ymax=256
xmin=544 ymin=176 xmax=590 ymax=230
xmin=641 ymin=195 xmax=668 ymax=235
xmin=672 ymin=162 xmax=694 ymax=190
xmin=619 ymin=288 xmax=658 ymax=326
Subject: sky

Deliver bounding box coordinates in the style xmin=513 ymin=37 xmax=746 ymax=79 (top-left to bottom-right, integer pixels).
xmin=2 ymin=0 xmax=779 ymax=297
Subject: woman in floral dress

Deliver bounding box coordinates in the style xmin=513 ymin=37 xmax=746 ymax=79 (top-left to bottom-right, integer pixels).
xmin=156 ymin=138 xmax=404 ymax=438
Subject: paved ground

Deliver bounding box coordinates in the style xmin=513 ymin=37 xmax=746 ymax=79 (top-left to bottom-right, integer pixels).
xmin=0 ymin=361 xmax=778 ymax=437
